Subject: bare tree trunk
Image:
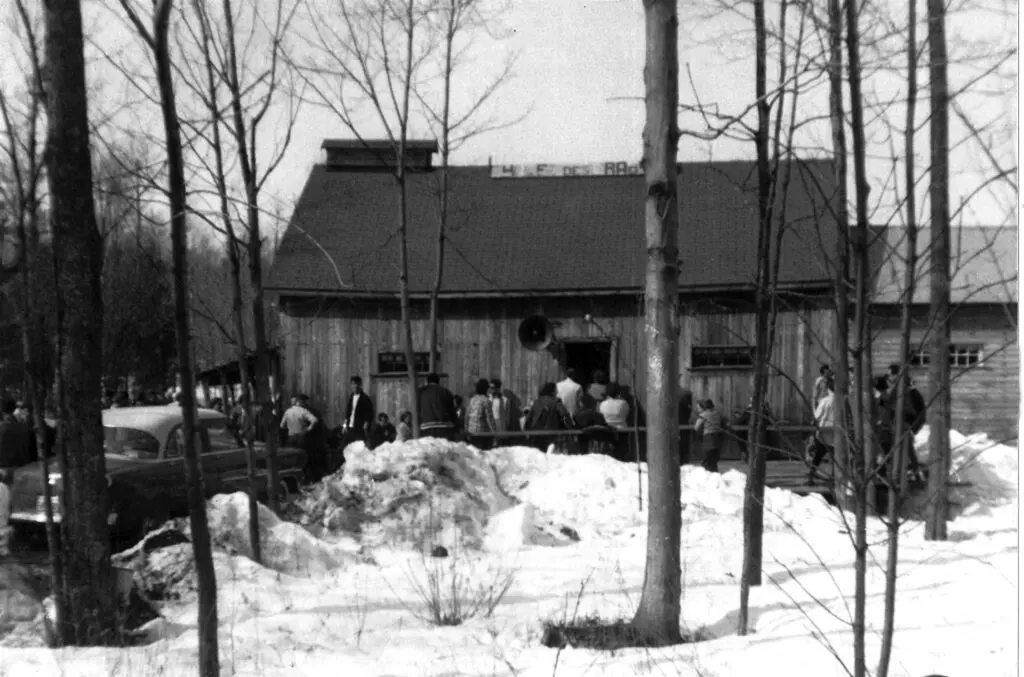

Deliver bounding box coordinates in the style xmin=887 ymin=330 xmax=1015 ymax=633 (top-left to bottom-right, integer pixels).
xmin=924 ymin=0 xmax=951 ymax=543
xmin=630 ymin=0 xmax=682 ymax=647
xmin=845 ymin=0 xmax=874 ymax=674
xmin=428 ymin=4 xmax=455 ymax=377
xmin=193 ymin=2 xmax=263 ymax=560
xmin=125 ymin=0 xmax=221 ymax=671
xmin=826 ymin=0 xmax=852 ymax=513
xmin=2 ymin=1 xmax=65 ymax=639
xmin=398 ymin=0 xmax=420 ymax=437
xmin=739 ymin=1 xmax=774 ymax=631
xmin=230 ymin=248 xmax=261 ymax=561
xmin=220 ymin=0 xmax=281 ymax=508
xmin=43 ymin=0 xmax=117 ymax=646
xmin=878 ymin=9 xmax=919 ymax=675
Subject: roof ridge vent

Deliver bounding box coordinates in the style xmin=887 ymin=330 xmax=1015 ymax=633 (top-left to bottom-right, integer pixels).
xmin=321 ymin=138 xmax=437 ymax=172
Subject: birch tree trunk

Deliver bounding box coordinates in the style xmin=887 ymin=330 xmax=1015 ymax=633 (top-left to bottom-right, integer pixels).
xmin=630 ymin=0 xmax=682 ymax=646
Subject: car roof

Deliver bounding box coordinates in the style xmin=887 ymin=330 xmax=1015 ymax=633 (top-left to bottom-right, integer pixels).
xmin=103 ymin=406 xmax=227 ymax=445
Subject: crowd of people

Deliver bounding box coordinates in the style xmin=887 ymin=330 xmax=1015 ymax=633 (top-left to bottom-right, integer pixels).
xmin=803 ymin=363 xmax=928 ymax=492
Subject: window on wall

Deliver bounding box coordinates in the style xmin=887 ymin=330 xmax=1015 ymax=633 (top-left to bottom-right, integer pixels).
xmin=691 ymin=345 xmax=756 ymax=370
xmin=376 ymin=351 xmax=437 ymax=374
xmin=908 ymin=343 xmax=984 ymax=368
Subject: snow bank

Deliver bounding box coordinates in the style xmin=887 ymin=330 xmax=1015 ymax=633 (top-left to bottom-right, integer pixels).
xmin=206 ymin=493 xmax=365 ymax=576
xmin=915 ymin=427 xmax=1018 ymax=514
xmin=489 ymin=446 xmax=837 ymax=539
xmin=296 ymin=438 xmax=517 ymax=552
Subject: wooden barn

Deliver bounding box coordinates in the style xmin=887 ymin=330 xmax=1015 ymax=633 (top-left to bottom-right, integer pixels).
xmin=266 ymin=140 xmax=843 ymax=432
xmin=870 ymin=226 xmax=1019 ymax=441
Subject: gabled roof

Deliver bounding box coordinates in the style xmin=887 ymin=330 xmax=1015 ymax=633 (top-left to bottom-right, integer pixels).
xmin=871 ymin=226 xmax=1018 ymax=305
xmin=267 ymin=160 xmax=840 ymax=296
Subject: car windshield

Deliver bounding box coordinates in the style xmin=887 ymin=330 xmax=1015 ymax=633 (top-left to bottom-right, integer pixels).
xmin=104 ymin=427 xmax=160 ymax=460
xmin=206 ymin=419 xmax=244 ymax=451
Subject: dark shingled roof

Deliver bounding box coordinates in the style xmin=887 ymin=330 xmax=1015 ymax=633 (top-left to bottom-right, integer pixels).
xmin=872 ymin=226 xmax=1018 ymax=305
xmin=268 ymin=160 xmax=840 ymax=296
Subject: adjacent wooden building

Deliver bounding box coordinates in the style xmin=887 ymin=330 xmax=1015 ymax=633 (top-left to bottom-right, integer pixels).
xmin=870 ymin=226 xmax=1019 ymax=440
xmin=267 ymin=140 xmax=842 ymax=429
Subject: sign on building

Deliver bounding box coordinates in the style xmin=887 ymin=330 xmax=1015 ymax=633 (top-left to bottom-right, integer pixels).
xmin=490 ymin=161 xmax=643 ymax=179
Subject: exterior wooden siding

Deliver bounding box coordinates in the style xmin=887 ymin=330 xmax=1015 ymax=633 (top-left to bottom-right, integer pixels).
xmin=871 ymin=304 xmax=1019 ymax=441
xmin=276 ymin=294 xmax=836 ymax=429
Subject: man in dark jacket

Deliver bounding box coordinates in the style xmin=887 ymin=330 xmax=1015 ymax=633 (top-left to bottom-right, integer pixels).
xmin=343 ymin=376 xmax=374 ymax=446
xmin=418 ymin=373 xmax=458 ymax=440
xmin=524 ymin=382 xmax=573 ymax=453
xmin=0 ymin=399 xmax=32 ymax=479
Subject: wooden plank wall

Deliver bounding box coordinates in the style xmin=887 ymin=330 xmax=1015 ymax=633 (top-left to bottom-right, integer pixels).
xmin=871 ymin=305 xmax=1019 ymax=441
xmin=277 ymin=295 xmax=834 ymax=428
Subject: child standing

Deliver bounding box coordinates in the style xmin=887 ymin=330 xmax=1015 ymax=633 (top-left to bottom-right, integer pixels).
xmin=694 ymin=398 xmax=728 ymax=473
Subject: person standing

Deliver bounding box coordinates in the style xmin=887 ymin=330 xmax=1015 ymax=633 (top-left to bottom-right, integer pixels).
xmin=599 ymin=384 xmax=631 ymax=461
xmin=280 ymin=395 xmax=318 ymax=444
xmin=556 ymin=368 xmax=584 ymax=424
xmin=418 ymin=373 xmax=459 ymax=440
xmin=396 ymin=411 xmax=413 ymax=442
xmin=371 ymin=413 xmax=397 ymax=448
xmin=488 ymin=378 xmax=520 ymax=447
xmin=0 ymin=399 xmax=32 ymax=476
xmin=678 ymin=386 xmax=694 ymax=465
xmin=584 ymin=370 xmax=609 ymax=409
xmin=524 ymin=382 xmax=573 ymax=453
xmin=466 ymin=378 xmax=497 ymax=448
xmin=806 ymin=378 xmax=836 ymax=484
xmin=694 ymin=398 xmax=727 ymax=473
xmin=812 ymin=364 xmax=832 ymax=411
xmin=343 ymin=376 xmax=374 ymax=446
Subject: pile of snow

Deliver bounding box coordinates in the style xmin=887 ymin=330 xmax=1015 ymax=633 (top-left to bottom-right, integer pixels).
xmin=915 ymin=426 xmax=1018 ymax=514
xmin=489 ymin=446 xmax=837 ymax=540
xmin=205 ymin=493 xmax=367 ymax=576
xmin=295 ymin=438 xmax=518 ymax=552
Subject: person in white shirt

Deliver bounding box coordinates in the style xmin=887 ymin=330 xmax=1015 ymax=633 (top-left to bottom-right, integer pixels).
xmin=598 ymin=383 xmax=630 ymax=429
xmin=280 ymin=394 xmax=319 ymax=443
xmin=556 ymin=368 xmax=583 ymax=424
xmin=806 ymin=378 xmax=836 ymax=484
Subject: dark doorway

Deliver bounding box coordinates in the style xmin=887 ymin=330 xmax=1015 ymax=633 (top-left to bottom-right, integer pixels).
xmin=562 ymin=340 xmax=612 ymax=386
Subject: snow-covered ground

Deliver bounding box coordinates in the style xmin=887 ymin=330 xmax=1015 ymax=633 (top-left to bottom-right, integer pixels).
xmin=0 ymin=426 xmax=1017 ymax=677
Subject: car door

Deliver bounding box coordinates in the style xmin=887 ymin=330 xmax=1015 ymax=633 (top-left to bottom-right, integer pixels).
xmin=166 ymin=425 xmax=219 ymax=501
xmin=203 ymin=419 xmax=250 ymax=496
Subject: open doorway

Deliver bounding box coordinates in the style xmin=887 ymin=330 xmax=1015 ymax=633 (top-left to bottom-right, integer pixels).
xmin=561 ymin=339 xmax=613 ymax=387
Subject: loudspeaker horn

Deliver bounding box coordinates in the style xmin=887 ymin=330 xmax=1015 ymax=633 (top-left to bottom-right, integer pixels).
xmin=517 ymin=315 xmax=555 ymax=351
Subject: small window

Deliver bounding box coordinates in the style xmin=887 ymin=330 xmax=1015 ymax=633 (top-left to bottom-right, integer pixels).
xmin=377 ymin=351 xmax=437 ymax=374
xmin=909 ymin=344 xmax=983 ymax=368
xmin=909 ymin=350 xmax=930 ymax=367
xmin=949 ymin=344 xmax=983 ymax=367
xmin=691 ymin=345 xmax=755 ymax=370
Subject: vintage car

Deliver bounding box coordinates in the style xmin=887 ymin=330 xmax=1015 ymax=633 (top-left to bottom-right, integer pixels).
xmin=8 ymin=406 xmax=307 ymax=543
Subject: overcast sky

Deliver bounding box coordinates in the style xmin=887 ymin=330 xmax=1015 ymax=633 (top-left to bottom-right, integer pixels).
xmin=1 ymin=0 xmax=1017 ymax=234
